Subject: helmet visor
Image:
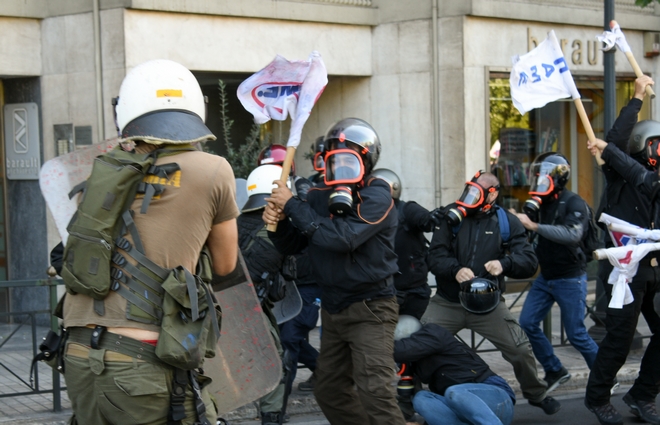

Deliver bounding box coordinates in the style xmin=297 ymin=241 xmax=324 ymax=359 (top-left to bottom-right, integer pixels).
xmin=324 ymin=150 xmax=364 ymax=185
xmin=529 ymin=162 xmax=556 ymax=197
xmin=456 ymin=182 xmax=485 ymax=209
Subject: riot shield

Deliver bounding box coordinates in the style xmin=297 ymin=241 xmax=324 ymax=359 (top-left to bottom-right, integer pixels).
xmin=272 ymin=279 xmax=303 ymax=325
xmin=235 ymin=178 xmax=248 ymax=211
xmin=39 ymin=141 xmax=281 ymax=414
xmin=207 ymin=252 xmax=283 ymax=414
xmin=39 ymin=139 xmax=120 ymax=243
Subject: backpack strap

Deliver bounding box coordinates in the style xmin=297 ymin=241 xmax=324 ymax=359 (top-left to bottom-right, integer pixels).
xmin=495 ymin=206 xmax=510 ymax=243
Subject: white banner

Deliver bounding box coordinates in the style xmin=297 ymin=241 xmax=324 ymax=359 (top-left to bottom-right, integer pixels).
xmin=510 ymin=30 xmax=580 ymax=115
xmin=237 ymin=51 xmax=328 ymax=148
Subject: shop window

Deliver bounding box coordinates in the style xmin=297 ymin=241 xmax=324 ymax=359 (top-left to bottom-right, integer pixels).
xmin=489 ymin=74 xmax=649 ymax=212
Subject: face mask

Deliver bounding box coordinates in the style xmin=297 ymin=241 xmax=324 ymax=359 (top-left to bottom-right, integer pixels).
xmin=647 ymin=138 xmax=660 ymax=169
xmin=324 ymin=149 xmax=365 ymax=216
xmin=445 ymin=171 xmax=498 ymax=226
xmin=524 ymin=161 xmax=561 ymax=217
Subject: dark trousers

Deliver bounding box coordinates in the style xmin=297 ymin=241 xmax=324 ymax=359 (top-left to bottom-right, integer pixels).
xmin=314 ymin=297 xmax=406 ymax=425
xmin=279 ymin=285 xmax=321 ymax=381
xmin=586 ymin=262 xmax=660 ymax=406
xmin=396 ymin=284 xmax=432 ymax=320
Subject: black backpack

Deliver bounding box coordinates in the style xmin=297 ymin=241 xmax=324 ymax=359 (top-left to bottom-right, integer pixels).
xmin=555 ymin=191 xmax=600 ymax=263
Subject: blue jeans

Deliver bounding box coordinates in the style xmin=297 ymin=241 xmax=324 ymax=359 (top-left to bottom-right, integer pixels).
xmin=519 ymin=273 xmax=599 ymax=373
xmin=413 ymin=385 xmax=514 ymax=425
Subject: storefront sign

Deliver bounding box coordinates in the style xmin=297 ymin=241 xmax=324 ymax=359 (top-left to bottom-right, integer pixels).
xmin=4 ymin=103 xmax=40 ymax=180
xmin=528 ymin=28 xmax=600 ymax=66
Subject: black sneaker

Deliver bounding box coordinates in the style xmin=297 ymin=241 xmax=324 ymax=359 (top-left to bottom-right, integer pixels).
xmin=261 ymin=412 xmax=281 ymax=425
xmin=623 ymin=393 xmax=660 ymax=425
xmin=544 ymin=366 xmax=571 ymax=393
xmin=529 ymin=396 xmax=561 ymax=415
xmin=584 ymin=399 xmax=623 ymax=425
xmin=297 ymin=372 xmax=316 ymax=392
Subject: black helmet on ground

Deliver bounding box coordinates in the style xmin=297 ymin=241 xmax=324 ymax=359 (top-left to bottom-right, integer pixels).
xmin=458 ymin=278 xmax=501 ymax=314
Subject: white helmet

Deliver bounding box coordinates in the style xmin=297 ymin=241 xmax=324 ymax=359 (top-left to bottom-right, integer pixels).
xmin=242 ymin=165 xmax=289 ymax=213
xmin=115 ymin=59 xmax=215 ymax=145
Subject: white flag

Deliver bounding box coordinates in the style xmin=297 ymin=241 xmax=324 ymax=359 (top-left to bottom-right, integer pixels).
xmin=237 ymin=51 xmax=328 ymax=148
xmin=510 ymin=30 xmax=580 ymax=115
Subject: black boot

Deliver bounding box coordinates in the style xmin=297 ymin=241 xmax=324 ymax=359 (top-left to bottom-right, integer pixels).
xmin=261 ymin=412 xmax=281 ymax=425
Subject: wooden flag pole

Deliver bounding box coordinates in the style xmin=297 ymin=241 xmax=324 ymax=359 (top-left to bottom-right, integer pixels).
xmin=573 ymin=98 xmax=604 ymax=166
xmin=266 ymin=146 xmax=297 ymax=232
xmin=610 ymin=20 xmax=656 ymax=99
xmin=624 ymin=51 xmax=656 ymax=99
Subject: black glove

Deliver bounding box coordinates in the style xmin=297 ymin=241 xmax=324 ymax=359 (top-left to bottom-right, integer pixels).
xmin=430 ymin=206 xmax=448 ymax=228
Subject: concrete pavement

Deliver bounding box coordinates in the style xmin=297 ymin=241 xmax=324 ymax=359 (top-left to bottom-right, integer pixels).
xmin=0 ymin=283 xmax=652 ymax=425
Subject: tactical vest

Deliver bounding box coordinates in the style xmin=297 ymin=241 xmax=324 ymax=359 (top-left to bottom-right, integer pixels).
xmin=61 ymin=145 xmax=220 ymax=370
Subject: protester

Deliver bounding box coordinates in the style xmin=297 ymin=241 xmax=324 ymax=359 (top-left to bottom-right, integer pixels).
xmin=588 ymin=123 xmax=660 ymax=425
xmin=513 ymin=153 xmax=599 ymax=395
xmin=582 ymin=75 xmax=660 ymax=425
xmin=393 ymin=315 xmax=515 ymax=425
xmin=372 ymin=168 xmax=437 ymax=319
xmin=264 ymin=118 xmax=406 ymax=425
xmin=61 ymin=59 xmax=239 ymax=425
xmin=422 ymin=171 xmax=559 ymax=415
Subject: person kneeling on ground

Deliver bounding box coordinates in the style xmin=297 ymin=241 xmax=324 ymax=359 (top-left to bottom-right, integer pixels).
xmin=393 ymin=315 xmax=515 ymax=425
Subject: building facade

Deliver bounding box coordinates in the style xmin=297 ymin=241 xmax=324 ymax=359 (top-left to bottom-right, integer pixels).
xmin=0 ymin=0 xmax=658 ymax=315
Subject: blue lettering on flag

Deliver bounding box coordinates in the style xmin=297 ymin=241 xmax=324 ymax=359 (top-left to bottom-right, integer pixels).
xmin=518 ymin=72 xmax=529 ymax=86
xmin=554 ymin=57 xmax=568 ymax=73
xmin=259 ymin=87 xmax=280 ymax=98
xmin=530 ymin=66 xmax=541 ymax=83
xmin=542 ymin=63 xmax=555 ymax=77
xmin=257 ymin=85 xmax=301 ymax=99
xmin=281 ymin=85 xmax=300 ymax=96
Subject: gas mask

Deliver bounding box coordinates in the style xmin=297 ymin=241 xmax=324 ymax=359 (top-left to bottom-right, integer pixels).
xmin=445 ymin=171 xmax=499 ymax=227
xmin=646 ymin=137 xmax=660 ymax=170
xmin=523 ymin=163 xmax=560 ymax=218
xmin=324 ymin=149 xmax=365 ymax=216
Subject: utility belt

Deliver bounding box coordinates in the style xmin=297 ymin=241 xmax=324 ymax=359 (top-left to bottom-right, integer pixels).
xmin=65 ymin=326 xmax=213 ymax=425
xmin=66 ymin=326 xmax=162 ymax=365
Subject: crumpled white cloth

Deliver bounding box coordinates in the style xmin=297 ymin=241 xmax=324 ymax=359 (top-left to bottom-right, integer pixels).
xmin=601 ymin=243 xmax=660 ymax=308
xmin=596 ymin=21 xmax=631 ymax=53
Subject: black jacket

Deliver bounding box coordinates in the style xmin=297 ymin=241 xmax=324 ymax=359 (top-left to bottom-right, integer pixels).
xmin=393 ymin=324 xmax=496 ymax=396
xmin=428 ymin=207 xmax=537 ymax=303
xmin=601 ymin=142 xmax=660 ymax=230
xmin=269 ymin=177 xmax=398 ymax=314
xmin=598 ymin=98 xmax=651 ymax=239
xmin=535 ymin=190 xmax=589 ymax=279
xmin=393 ymin=200 xmax=434 ymax=291
xmin=238 ymin=211 xmax=285 ymax=301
